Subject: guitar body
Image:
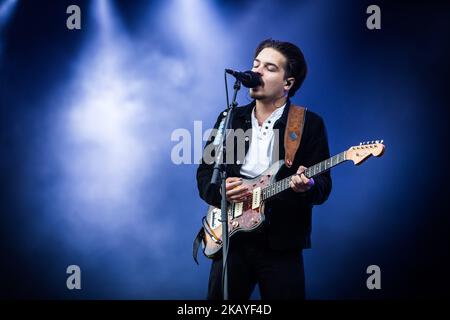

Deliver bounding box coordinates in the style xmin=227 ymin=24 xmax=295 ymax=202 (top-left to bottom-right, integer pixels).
xmin=201 ymin=160 xmax=284 ymax=258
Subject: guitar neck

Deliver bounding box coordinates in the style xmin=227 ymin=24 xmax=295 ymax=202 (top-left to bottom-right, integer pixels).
xmin=261 ymin=151 xmax=347 ymax=201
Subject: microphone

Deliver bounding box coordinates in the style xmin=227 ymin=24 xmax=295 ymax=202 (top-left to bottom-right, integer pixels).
xmin=225 ymin=69 xmax=262 ymax=88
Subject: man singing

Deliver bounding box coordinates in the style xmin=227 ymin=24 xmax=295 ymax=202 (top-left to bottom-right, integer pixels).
xmin=197 ymin=39 xmax=332 ymax=299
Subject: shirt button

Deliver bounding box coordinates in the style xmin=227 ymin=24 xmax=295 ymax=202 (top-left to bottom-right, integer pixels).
xmin=245 ymin=136 xmax=249 ymax=141
xmin=265 ymin=126 xmax=269 ymax=129
xmin=263 ymin=132 xmax=266 ymax=135
xmin=268 ymin=120 xmax=271 ymax=123
xmin=236 ymin=160 xmax=241 ymax=165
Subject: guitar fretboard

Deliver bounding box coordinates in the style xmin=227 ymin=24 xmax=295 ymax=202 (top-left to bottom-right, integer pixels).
xmin=261 ymin=151 xmax=347 ymax=200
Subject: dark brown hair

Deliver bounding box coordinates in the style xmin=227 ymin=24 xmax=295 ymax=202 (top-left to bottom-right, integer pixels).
xmin=254 ymin=38 xmax=307 ymax=98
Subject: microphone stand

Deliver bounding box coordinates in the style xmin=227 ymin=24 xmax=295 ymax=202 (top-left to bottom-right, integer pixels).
xmin=210 ymin=78 xmax=241 ymax=300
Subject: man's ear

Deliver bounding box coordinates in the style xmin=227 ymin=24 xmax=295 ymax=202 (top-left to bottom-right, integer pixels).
xmin=285 ymin=77 xmax=295 ymax=90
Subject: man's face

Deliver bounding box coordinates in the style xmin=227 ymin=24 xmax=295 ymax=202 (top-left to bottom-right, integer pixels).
xmin=249 ymin=47 xmax=290 ymax=101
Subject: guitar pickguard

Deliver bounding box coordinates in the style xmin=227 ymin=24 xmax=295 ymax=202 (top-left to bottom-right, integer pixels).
xmin=201 ymin=160 xmax=285 ymax=258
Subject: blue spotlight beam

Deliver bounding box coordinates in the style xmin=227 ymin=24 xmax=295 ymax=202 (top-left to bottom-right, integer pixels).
xmin=0 ymin=0 xmax=17 ymax=28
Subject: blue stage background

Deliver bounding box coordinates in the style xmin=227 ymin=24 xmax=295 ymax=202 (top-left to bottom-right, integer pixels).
xmin=1 ymin=0 xmax=449 ymax=299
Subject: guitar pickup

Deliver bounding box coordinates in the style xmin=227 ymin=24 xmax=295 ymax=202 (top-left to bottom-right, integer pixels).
xmin=252 ymin=187 xmax=261 ymax=209
xmin=233 ymin=202 xmax=243 ymax=218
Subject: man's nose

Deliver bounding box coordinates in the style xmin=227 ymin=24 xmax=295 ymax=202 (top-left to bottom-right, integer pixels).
xmin=252 ymin=65 xmax=264 ymax=75
xmin=253 ymin=69 xmax=264 ymax=79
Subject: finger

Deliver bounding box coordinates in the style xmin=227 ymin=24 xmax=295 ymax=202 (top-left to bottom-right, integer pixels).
xmin=290 ymin=180 xmax=301 ymax=192
xmin=230 ymin=195 xmax=248 ymax=202
xmin=226 ymin=180 xmax=243 ymax=190
xmin=229 ymin=192 xmax=250 ymax=201
xmin=290 ymin=177 xmax=300 ymax=191
xmin=300 ymin=174 xmax=310 ymax=185
xmin=296 ymin=165 xmax=306 ymax=174
xmin=292 ymin=175 xmax=303 ymax=186
xmin=226 ymin=186 xmax=248 ymax=197
xmin=226 ymin=181 xmax=242 ymax=191
xmin=226 ymin=177 xmax=242 ymax=183
xmin=228 ymin=189 xmax=252 ymax=202
xmin=289 ymin=180 xmax=297 ymax=190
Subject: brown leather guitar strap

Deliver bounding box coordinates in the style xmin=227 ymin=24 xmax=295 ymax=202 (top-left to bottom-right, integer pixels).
xmin=284 ymin=104 xmax=306 ymax=167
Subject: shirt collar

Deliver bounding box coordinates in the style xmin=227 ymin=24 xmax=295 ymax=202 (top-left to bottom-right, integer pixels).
xmin=251 ymin=103 xmax=286 ymax=127
xmin=235 ymin=99 xmax=292 ymax=124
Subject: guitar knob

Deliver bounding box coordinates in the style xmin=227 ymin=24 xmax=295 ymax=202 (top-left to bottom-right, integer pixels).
xmin=232 ymin=221 xmax=239 ymax=228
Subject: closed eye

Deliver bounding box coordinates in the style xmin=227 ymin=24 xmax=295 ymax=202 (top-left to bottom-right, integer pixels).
xmin=252 ymin=59 xmax=279 ymax=71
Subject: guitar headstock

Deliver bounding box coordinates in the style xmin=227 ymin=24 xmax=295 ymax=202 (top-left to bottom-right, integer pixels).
xmin=346 ymin=140 xmax=385 ymax=165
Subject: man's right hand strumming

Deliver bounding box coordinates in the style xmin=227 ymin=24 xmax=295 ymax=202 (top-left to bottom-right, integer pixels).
xmin=225 ymin=177 xmax=251 ymax=203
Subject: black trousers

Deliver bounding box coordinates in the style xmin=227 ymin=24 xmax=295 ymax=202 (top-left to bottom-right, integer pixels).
xmin=207 ymin=231 xmax=305 ymax=300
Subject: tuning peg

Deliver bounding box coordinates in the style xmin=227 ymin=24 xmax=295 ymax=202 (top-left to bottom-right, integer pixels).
xmin=359 ymin=142 xmax=362 ymax=146
xmin=380 ymin=139 xmax=384 ymax=144
xmin=375 ymin=140 xmax=379 ymax=143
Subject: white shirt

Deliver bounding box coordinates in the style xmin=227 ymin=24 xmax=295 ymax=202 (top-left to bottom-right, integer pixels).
xmin=240 ymin=104 xmax=286 ymax=178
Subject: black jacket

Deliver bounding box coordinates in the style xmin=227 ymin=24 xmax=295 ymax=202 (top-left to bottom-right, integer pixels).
xmin=196 ymin=99 xmax=332 ymax=251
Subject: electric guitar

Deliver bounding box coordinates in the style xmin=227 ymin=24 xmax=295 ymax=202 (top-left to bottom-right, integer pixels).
xmin=200 ymin=140 xmax=385 ymax=258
